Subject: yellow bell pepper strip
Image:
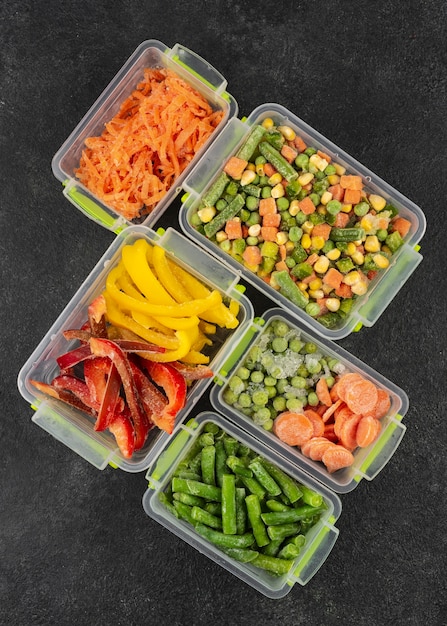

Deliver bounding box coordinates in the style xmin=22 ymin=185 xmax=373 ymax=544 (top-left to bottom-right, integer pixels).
xmin=141 ymin=328 xmax=196 ymax=363
xmin=106 ymin=265 xmax=223 ymax=318
xmin=121 ymin=239 xmax=175 ymax=306
xmin=151 ymin=245 xmax=193 ymax=303
xmin=180 ymin=351 xmax=210 ymax=365
xmin=103 ymin=291 xmax=180 ymax=350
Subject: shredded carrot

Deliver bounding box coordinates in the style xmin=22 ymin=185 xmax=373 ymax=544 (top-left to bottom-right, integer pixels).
xmin=76 ymin=68 xmax=224 ymax=220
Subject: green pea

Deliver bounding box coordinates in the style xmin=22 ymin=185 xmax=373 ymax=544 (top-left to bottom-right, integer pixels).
xmin=273 ymin=396 xmax=287 ymax=412
xmin=305 ymin=302 xmax=321 ymax=317
xmin=216 ymin=199 xmax=228 ymax=211
xmin=262 ymin=419 xmax=274 ymax=431
xmin=272 ymin=320 xmax=290 ymax=337
xmin=291 ymin=376 xmax=307 ymax=389
xmin=354 ymin=201 xmax=369 ymax=217
xmin=253 ymin=408 xmax=271 ymax=425
xmin=276 ymin=379 xmax=289 ymax=394
xmin=289 ymin=338 xmax=304 ymax=352
xmin=238 ymin=393 xmax=252 ymax=408
xmin=288 ymin=226 xmax=303 ymax=242
xmin=295 ymin=153 xmax=309 ymax=170
xmin=271 ymin=337 xmax=288 ymax=353
xmin=250 ymin=370 xmax=264 ymax=384
xmin=286 ymin=398 xmax=305 ymax=412
xmin=276 ymin=197 xmax=289 ymax=211
xmin=303 ymin=342 xmax=318 ymax=354
xmin=326 ymin=199 xmax=342 ymax=215
xmin=324 ymin=164 xmax=337 ymax=176
xmin=264 ymin=376 xmax=277 ymax=387
xmin=224 ymin=389 xmax=239 ymax=405
xmin=307 ymin=392 xmax=319 ymax=406
xmin=252 ymin=390 xmax=269 ymax=406
xmin=261 ymin=186 xmax=272 ymax=198
xmin=229 ymin=375 xmax=245 ymax=393
xmin=245 ymin=196 xmax=259 ymax=211
xmin=266 ymin=386 xmax=277 ymax=399
xmin=309 ymin=193 xmax=320 ymax=206
xmin=307 ymin=361 xmax=322 ymax=374
xmin=220 ymin=239 xmax=231 ymax=253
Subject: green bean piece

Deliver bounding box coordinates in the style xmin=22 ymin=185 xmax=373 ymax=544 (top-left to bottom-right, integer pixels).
xmin=329 ymin=227 xmax=366 ymax=242
xmin=172 ymin=491 xmax=204 ymax=507
xmin=272 ymin=270 xmax=309 ymax=309
xmin=171 ymin=477 xmax=222 ymax=502
xmin=214 ymin=439 xmax=227 ymax=488
xmin=248 ymin=459 xmax=281 ymax=496
xmin=203 ymin=194 xmax=245 ymax=238
xmin=202 ymin=172 xmax=230 ymax=207
xmin=191 ymin=506 xmax=223 ymax=530
xmin=299 ymin=484 xmax=324 ymax=508
xmin=221 ymin=474 xmax=237 ymax=535
xmin=204 ymin=422 xmax=220 ymax=435
xmin=226 ymin=455 xmax=253 ymax=478
xmin=261 ymin=537 xmax=284 ymax=557
xmin=250 ymin=553 xmax=294 ymax=576
xmin=173 ymin=500 xmax=195 ymax=525
xmin=188 ymin=452 xmax=203 ymax=474
xmin=235 ymin=487 xmax=247 ymax=535
xmin=267 ymin=522 xmax=301 ymax=542
xmin=277 ymin=543 xmax=301 ymax=560
xmin=198 ymin=432 xmax=215 ymax=447
xmin=261 ymin=505 xmax=325 ymax=526
xmin=245 ymin=494 xmax=270 ymax=548
xmin=259 ymin=459 xmax=303 ymax=504
xmin=204 ymin=501 xmax=222 ymax=516
xmin=236 ymin=124 xmax=266 ymax=161
xmin=265 ymin=499 xmax=291 ymax=513
xmin=158 ymin=492 xmax=178 ymax=518
xmin=201 ymin=445 xmax=216 ymax=486
xmin=194 ymin=523 xmax=255 ymax=549
xmin=258 ymin=141 xmax=298 ymax=182
xmin=223 ymin=435 xmax=239 ymax=457
xmin=240 ymin=475 xmax=267 ymax=501
xmin=176 ymin=470 xmax=202 ymax=481
xmin=220 ymin=548 xmax=259 ymax=563
xmin=287 ymin=534 xmax=306 ymax=549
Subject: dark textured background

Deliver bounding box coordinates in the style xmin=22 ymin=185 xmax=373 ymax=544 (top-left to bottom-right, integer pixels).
xmin=1 ymin=1 xmax=446 ymax=624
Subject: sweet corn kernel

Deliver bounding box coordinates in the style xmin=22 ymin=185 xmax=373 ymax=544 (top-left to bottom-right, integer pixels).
xmin=302 ymin=221 xmax=314 ymax=234
xmin=326 ymin=297 xmax=341 ymax=312
xmin=313 ymin=256 xmax=330 ymax=274
xmin=268 ymin=172 xmax=283 ymax=186
xmin=289 ymin=200 xmax=300 ymax=216
xmin=364 ymin=235 xmax=381 ymax=252
xmin=256 ymin=163 xmax=265 ymax=176
xmin=373 ymin=253 xmax=390 ymax=269
xmin=309 ymin=278 xmax=323 ymax=291
xmin=297 ymin=282 xmax=308 ymax=292
xmin=345 ymin=242 xmax=357 ymax=256
xmin=353 ymin=239 xmax=363 ymax=246
xmin=298 ymin=172 xmax=314 ymax=186
xmin=276 ymin=231 xmax=289 ymax=246
xmin=262 ymin=117 xmax=274 ymax=129
xmin=343 ymin=271 xmax=361 ymax=286
xmin=341 ymin=203 xmax=352 ymax=213
xmin=334 ymin=163 xmax=346 ymax=176
xmin=360 ymin=215 xmax=375 ymax=232
xmin=351 ymin=280 xmax=368 ymax=296
xmin=309 ymin=153 xmax=329 ymax=172
xmin=381 ymin=244 xmax=392 ymax=255
xmin=311 ymin=236 xmax=326 ymax=251
xmin=301 ymin=233 xmax=312 ymax=248
xmin=271 ymin=183 xmax=285 ymax=198
xmin=327 ymin=174 xmax=340 ymax=185
xmin=197 ymin=206 xmax=217 ymax=223
xmin=317 ymin=205 xmax=327 ymax=215
xmin=309 ymin=288 xmax=325 ymax=300
xmin=320 ymin=190 xmax=333 ymax=205
xmin=248 ymin=224 xmax=261 ymax=237
xmin=247 ymin=162 xmax=256 ymax=172
xmin=351 ymin=250 xmax=365 ymax=265
xmin=369 ymin=194 xmax=387 ymax=211
xmin=326 ymin=248 xmax=341 ymax=261
xmin=285 ymin=240 xmax=295 ymax=253
xmin=278 ymin=125 xmax=296 ymax=141
xmin=215 ymin=230 xmax=228 ymax=243
xmin=322 ymin=283 xmax=333 ymax=295
xmin=240 ymin=169 xmax=257 ymax=186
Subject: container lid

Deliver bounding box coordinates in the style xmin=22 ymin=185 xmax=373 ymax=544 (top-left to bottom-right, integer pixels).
xmin=52 ymin=40 xmax=238 ymax=233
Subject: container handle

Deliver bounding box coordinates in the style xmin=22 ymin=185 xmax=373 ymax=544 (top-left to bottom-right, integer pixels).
xmin=355 ymin=244 xmax=423 ymax=327
xmin=32 ymin=401 xmax=113 ymax=470
xmin=169 ymin=44 xmax=228 ymax=94
xmin=63 ymin=181 xmax=127 ymax=233
xmin=288 ymin=519 xmax=339 ymax=586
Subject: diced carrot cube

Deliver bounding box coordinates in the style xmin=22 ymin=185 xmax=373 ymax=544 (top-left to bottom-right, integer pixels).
xmin=305 ymin=254 xmax=320 ymax=266
xmin=343 ymin=188 xmax=361 ymax=204
xmin=317 ymin=297 xmax=329 ymax=315
xmin=328 ymin=184 xmax=344 ymax=201
xmin=317 ymin=150 xmax=331 ymax=163
xmin=225 ymin=219 xmax=242 ymax=240
xmin=259 ymin=197 xmax=277 ymax=215
xmin=263 ymin=212 xmax=281 ymax=227
xmin=323 ymin=267 xmax=344 ymax=290
xmin=280 ymin=144 xmax=298 ymax=163
xmin=261 ymin=226 xmax=278 ymax=241
xmin=279 ymin=244 xmax=287 ymax=261
xmin=264 ymin=163 xmax=277 ymax=177
xmin=275 ymin=260 xmax=288 ymax=272
xmin=298 ymin=196 xmax=316 ymax=215
xmin=223 ymin=156 xmax=248 ymax=180
xmin=334 ymin=211 xmax=350 ymax=228
xmin=391 ymin=216 xmax=412 ymax=238
xmin=311 ymin=222 xmax=332 ymax=241
xmin=335 ymin=282 xmax=352 ymax=298
xmin=340 ymin=175 xmax=363 ymax=190
xmin=242 ymin=245 xmax=262 ymax=266
xmin=294 ymin=136 xmax=307 ymax=152
xmin=302 ymin=271 xmax=317 ymax=284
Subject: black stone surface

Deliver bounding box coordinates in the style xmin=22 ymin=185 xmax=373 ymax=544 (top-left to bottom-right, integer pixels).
xmin=1 ymin=2 xmax=446 ymax=624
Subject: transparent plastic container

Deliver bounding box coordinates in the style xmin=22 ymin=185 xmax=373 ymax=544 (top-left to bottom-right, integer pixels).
xmin=52 ymin=40 xmax=238 ymax=233
xmin=179 ymin=103 xmax=426 ymax=340
xmin=143 ymin=411 xmax=342 ymax=599
xmin=17 ymin=225 xmax=253 ymax=471
xmin=210 ymin=307 xmax=408 ymax=494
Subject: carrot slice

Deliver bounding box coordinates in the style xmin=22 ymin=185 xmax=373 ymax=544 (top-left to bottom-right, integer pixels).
xmin=356 ymin=415 xmax=382 ymax=448
xmin=273 ymin=412 xmax=314 ymax=447
xmin=322 ymin=444 xmax=355 ymax=473
xmin=344 ymin=379 xmax=378 ymax=415
xmin=315 ymin=377 xmax=332 ymax=407
xmin=321 ymin=398 xmax=343 ymax=423
xmin=301 ymin=437 xmax=336 ymax=461
xmin=338 ymin=413 xmax=363 ymax=451
xmin=335 ymin=373 xmax=364 ymax=403
xmin=368 ymin=388 xmax=391 ymax=420
xmin=333 ymin=404 xmax=355 ymax=439
xmin=304 ymin=409 xmax=325 ymax=438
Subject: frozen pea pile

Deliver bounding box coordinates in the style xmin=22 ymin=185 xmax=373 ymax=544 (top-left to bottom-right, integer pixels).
xmin=223 ymin=318 xmax=346 ymax=429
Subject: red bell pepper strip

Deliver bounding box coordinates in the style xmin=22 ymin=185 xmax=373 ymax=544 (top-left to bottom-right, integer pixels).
xmin=108 ymin=409 xmax=135 ymax=459
xmin=30 ymin=379 xmax=97 ymax=417
xmin=129 ymin=360 xmax=167 ymax=421
xmin=170 ymin=361 xmax=214 ymax=380
xmin=56 ymin=344 xmax=93 ymax=370
xmin=89 ymin=337 xmax=150 ymax=450
xmin=62 ymin=328 xmax=92 ymax=343
xmin=88 ymin=294 xmax=108 ymax=338
xmin=51 ymin=374 xmax=100 ymax=411
xmin=141 ymin=361 xmax=187 ymax=434
xmin=84 ymin=357 xmax=123 ymax=431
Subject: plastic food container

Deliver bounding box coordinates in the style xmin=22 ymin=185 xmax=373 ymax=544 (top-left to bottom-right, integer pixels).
xmin=17 ymin=225 xmax=253 ymax=472
xmin=209 ymin=307 xmax=408 ymax=494
xmin=143 ymin=411 xmax=342 ymax=599
xmin=179 ymin=103 xmax=426 ymax=340
xmin=52 ymin=40 xmax=238 ymax=233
